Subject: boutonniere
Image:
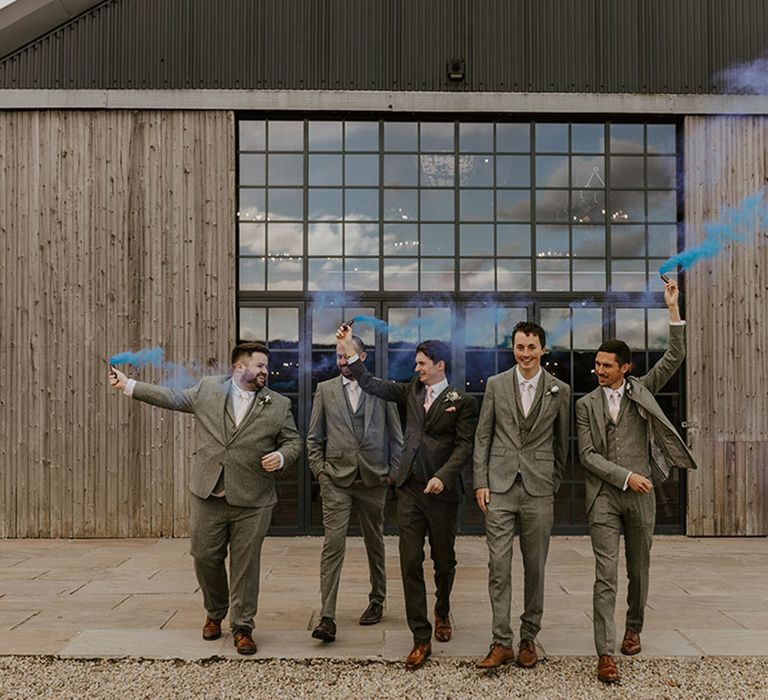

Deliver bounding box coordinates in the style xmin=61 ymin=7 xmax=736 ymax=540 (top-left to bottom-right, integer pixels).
xmin=443 ymin=390 xmax=461 ymax=403
xmin=544 ymin=385 xmax=560 ymax=397
xmin=259 ymin=394 xmax=272 ymax=406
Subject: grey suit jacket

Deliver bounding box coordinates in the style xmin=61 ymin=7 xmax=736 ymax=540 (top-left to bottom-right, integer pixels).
xmin=306 ymin=375 xmax=404 ymax=488
xmin=576 ymin=324 xmax=698 ymax=514
xmin=132 ymin=376 xmax=302 ymax=508
xmin=473 ymin=367 xmax=571 ymax=497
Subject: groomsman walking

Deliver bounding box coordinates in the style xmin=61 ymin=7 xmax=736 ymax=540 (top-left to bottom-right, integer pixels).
xmin=576 ymin=279 xmax=697 ymax=683
xmin=307 ymin=334 xmax=403 ymax=642
xmin=337 ymin=325 xmax=478 ymax=671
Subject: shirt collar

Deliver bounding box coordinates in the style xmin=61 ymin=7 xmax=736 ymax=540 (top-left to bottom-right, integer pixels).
xmin=602 ymin=380 xmax=626 ymax=400
xmin=231 ymin=381 xmax=256 ymax=400
xmin=516 ymin=366 xmax=543 ymax=390
xmin=341 ymin=376 xmax=357 ymax=387
xmin=426 ymin=377 xmax=449 ymax=397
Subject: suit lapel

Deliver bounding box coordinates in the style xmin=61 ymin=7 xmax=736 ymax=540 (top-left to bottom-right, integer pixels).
xmin=526 ymin=371 xmax=551 ymax=439
xmin=590 ymin=390 xmax=607 ymax=449
xmin=424 ymin=384 xmax=451 ymax=430
xmin=363 ymin=390 xmax=373 ymax=435
xmin=501 ymin=369 xmax=521 ymax=431
xmin=223 ymin=379 xmax=235 ymax=425
xmin=334 ymin=377 xmax=355 ymax=433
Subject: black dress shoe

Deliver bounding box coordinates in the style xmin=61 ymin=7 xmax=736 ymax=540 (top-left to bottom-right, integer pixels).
xmin=359 ymin=601 xmax=384 ymax=626
xmin=311 ymin=616 xmax=337 ymax=642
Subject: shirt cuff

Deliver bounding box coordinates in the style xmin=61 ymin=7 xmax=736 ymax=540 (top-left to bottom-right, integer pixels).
xmin=277 ymin=452 xmax=285 ymax=469
xmin=124 ymin=379 xmax=137 ymax=397
xmin=346 ymin=353 xmax=360 ymax=364
xmin=670 ymin=320 xmax=686 ymax=326
xmin=622 ymin=472 xmax=632 ymax=491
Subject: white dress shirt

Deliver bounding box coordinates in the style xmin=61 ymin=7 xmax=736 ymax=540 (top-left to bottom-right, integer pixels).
xmin=424 ymin=377 xmax=449 ymax=413
xmin=342 ymin=376 xmax=361 ymax=412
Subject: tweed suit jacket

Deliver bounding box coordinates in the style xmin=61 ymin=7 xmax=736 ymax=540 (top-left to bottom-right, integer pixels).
xmin=306 ymin=375 xmax=404 ymax=487
xmin=576 ymin=324 xmax=698 ymax=515
xmin=347 ymin=361 xmax=479 ymax=503
xmin=473 ymin=367 xmax=570 ymax=497
xmin=132 ymin=376 xmax=302 ymax=508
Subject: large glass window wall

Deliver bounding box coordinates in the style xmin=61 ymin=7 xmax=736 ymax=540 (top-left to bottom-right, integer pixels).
xmin=236 ymin=116 xmax=684 ymax=535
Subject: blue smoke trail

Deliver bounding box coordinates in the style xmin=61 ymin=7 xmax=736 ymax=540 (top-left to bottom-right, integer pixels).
xmin=659 ymin=190 xmax=766 ymax=274
xmin=109 ymin=347 xmax=200 ymax=389
xmin=716 ymin=53 xmax=768 ymax=95
xmin=350 ymin=314 xmax=390 ymax=331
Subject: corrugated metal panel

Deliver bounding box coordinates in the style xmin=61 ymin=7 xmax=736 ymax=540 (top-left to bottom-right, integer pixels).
xmin=0 ymin=0 xmax=767 ymax=93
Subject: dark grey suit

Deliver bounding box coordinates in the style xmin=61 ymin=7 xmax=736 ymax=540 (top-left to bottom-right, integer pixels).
xmin=473 ymin=367 xmax=570 ymax=647
xmin=346 ymin=360 xmax=478 ymax=644
xmin=131 ymin=376 xmax=302 ymax=632
xmin=576 ymin=324 xmax=697 ymax=655
xmin=307 ymin=375 xmax=403 ymax=620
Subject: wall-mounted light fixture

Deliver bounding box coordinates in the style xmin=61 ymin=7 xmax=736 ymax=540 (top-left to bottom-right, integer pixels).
xmin=447 ymin=59 xmax=465 ymax=81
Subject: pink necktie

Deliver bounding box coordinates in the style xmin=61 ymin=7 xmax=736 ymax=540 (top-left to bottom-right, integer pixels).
xmin=424 ymin=386 xmax=434 ymax=413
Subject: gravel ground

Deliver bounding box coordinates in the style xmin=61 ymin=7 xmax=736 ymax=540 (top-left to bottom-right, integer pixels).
xmin=1 ymin=656 xmax=766 ymax=700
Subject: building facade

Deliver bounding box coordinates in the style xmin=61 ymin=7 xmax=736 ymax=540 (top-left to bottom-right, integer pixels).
xmin=0 ymin=0 xmax=766 ymax=537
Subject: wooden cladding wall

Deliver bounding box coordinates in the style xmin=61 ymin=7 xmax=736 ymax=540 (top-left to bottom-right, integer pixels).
xmin=685 ymin=116 xmax=768 ymax=536
xmin=0 ymin=110 xmax=235 ymax=538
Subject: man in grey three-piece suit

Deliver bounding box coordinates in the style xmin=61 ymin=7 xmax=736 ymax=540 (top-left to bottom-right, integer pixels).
xmin=576 ymin=279 xmax=697 ymax=684
xmin=473 ymin=321 xmax=570 ymax=670
xmin=307 ymin=335 xmax=404 ymax=642
xmin=108 ymin=342 xmax=302 ymax=655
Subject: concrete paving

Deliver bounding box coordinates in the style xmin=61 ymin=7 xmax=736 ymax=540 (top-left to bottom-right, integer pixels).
xmin=0 ymin=536 xmax=765 ymax=660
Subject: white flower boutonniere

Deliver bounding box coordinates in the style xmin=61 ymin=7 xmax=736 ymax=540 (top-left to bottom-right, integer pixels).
xmin=544 ymin=385 xmax=560 ymax=397
xmin=259 ymin=394 xmax=272 ymax=406
xmin=443 ymin=390 xmax=461 ymax=403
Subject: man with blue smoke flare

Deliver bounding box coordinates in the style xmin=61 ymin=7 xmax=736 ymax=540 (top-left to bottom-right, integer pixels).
xmin=337 ymin=325 xmax=478 ymax=671
xmin=576 ymin=279 xmax=697 ymax=684
xmin=108 ymin=342 xmax=301 ymax=655
xmin=307 ymin=334 xmax=404 ymax=643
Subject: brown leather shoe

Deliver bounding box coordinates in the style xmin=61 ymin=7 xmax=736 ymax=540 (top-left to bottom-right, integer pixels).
xmin=476 ymin=642 xmax=515 ymax=669
xmin=359 ymin=601 xmax=384 ymax=626
xmin=202 ymin=616 xmax=223 ymax=641
xmin=311 ymin=616 xmax=336 ymax=642
xmin=597 ymin=655 xmax=620 ymax=684
xmin=517 ymin=638 xmax=539 ymax=668
xmin=621 ymin=627 xmax=641 ymax=656
xmin=434 ymin=615 xmax=452 ymax=642
xmin=404 ymin=642 xmax=432 ymax=671
xmin=233 ymin=629 xmax=257 ymax=655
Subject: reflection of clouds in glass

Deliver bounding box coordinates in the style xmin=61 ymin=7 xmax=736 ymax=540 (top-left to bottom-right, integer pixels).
xmin=269 ymin=307 xmax=299 ymax=344
xmin=540 ymin=308 xmax=570 ymax=349
xmin=460 ymin=259 xmax=494 ymax=291
xmin=268 ymin=223 xmax=303 ymax=255
xmin=345 ymin=189 xmax=379 ymax=221
xmin=536 ymin=156 xmax=569 ymax=187
xmin=384 ymin=258 xmax=419 ymax=290
xmin=267 ymin=257 xmax=302 ymax=291
xmin=239 ymin=224 xmax=264 ymax=255
xmin=308 ymin=222 xmax=342 ymax=255
xmin=421 ymin=259 xmax=454 ymax=290
xmin=345 ymin=222 xmax=379 ymax=255
xmin=240 ymin=307 xmax=266 ymax=341
xmin=496 ymin=190 xmax=531 ymax=221
xmin=458 ymin=155 xmax=493 ymax=186
xmin=572 ymin=308 xmax=603 ymax=349
xmin=615 ymin=308 xmax=645 ymax=349
xmin=309 ymin=121 xmax=342 ymax=151
xmin=239 ymin=189 xmax=265 ymax=221
xmin=535 ymin=190 xmax=570 ymax=222
xmin=383 ymin=224 xmax=418 ymax=256
xmin=497 ymin=260 xmax=531 ymax=291
xmin=388 ymin=308 xmax=452 ymax=343
xmin=647 ymin=308 xmax=669 ymax=350
xmin=308 ymin=258 xmax=343 ymax=291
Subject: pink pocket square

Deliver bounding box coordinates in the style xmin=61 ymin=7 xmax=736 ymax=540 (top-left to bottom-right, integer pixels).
xmin=445 ymin=406 xmax=457 ymax=413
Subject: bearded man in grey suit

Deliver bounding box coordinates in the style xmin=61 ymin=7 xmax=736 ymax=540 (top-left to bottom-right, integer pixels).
xmin=473 ymin=321 xmax=570 ymax=670
xmin=108 ymin=341 xmax=302 ymax=655
xmin=307 ymin=335 xmax=404 ymax=642
xmin=576 ymin=279 xmax=697 ymax=684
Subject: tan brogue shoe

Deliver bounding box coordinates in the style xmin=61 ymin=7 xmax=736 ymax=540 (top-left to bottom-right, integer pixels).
xmin=233 ymin=628 xmax=257 ymax=655
xmin=434 ymin=615 xmax=452 ymax=642
xmin=621 ymin=627 xmax=641 ymax=656
xmin=202 ymin=616 xmax=223 ymax=641
xmin=597 ymin=655 xmax=620 ymax=684
xmin=517 ymin=638 xmax=539 ymax=668
xmin=404 ymin=642 xmax=432 ymax=671
xmin=475 ymin=642 xmax=515 ymax=669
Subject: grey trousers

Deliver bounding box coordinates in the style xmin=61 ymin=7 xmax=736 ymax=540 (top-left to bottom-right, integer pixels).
xmin=189 ymin=494 xmax=273 ymax=633
xmin=588 ymin=485 xmax=656 ymax=656
xmin=318 ymin=475 xmax=388 ymax=620
xmin=485 ymin=480 xmax=554 ymax=647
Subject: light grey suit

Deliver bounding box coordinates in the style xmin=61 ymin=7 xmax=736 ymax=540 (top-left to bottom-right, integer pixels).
xmin=473 ymin=367 xmax=570 ymax=647
xmin=576 ymin=324 xmax=698 ymax=655
xmin=131 ymin=376 xmax=302 ymax=632
xmin=307 ymin=376 xmax=403 ymax=620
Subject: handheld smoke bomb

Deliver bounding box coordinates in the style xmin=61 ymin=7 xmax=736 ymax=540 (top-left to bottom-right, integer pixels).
xmin=660 ymin=274 xmax=671 ymax=284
